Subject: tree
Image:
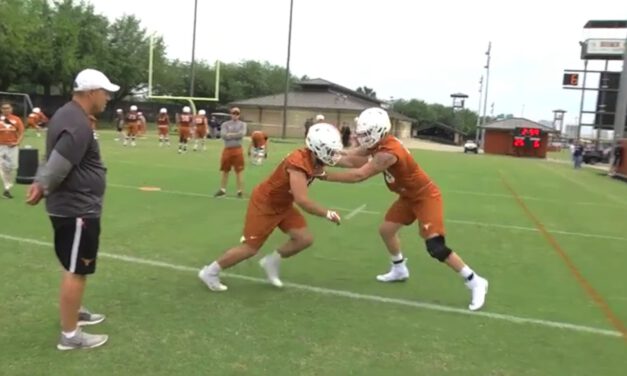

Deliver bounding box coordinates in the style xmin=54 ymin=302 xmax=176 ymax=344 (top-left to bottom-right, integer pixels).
xmin=356 ymin=86 xmax=377 ymax=98
xmin=105 ymin=15 xmax=163 ymax=101
xmin=0 ymin=0 xmax=32 ymax=90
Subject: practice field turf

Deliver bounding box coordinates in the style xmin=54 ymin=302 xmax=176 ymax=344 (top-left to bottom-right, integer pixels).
xmin=1 ymin=130 xmax=626 ymax=376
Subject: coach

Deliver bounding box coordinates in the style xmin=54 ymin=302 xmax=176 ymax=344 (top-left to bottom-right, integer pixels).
xmin=26 ymin=68 xmax=119 ymax=351
xmin=214 ymin=106 xmax=247 ymax=198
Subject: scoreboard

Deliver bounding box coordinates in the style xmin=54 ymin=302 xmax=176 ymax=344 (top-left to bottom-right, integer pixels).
xmin=512 ymin=127 xmax=542 ymax=149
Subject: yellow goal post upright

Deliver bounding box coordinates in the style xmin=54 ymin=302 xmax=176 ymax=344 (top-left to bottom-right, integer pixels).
xmin=147 ymin=34 xmax=221 ymax=115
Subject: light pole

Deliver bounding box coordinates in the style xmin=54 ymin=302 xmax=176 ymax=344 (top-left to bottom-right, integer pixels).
xmin=189 ymin=0 xmax=199 ymax=97
xmin=281 ymin=0 xmax=295 ymax=139
xmin=475 ymin=75 xmax=483 ymax=142
xmin=481 ymin=42 xmax=492 ymax=127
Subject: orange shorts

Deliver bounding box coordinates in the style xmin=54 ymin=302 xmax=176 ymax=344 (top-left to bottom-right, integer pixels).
xmin=221 ymin=147 xmax=245 ymax=173
xmin=179 ymin=127 xmax=191 ymax=141
xmin=126 ymin=124 xmax=137 ymax=136
xmin=158 ymin=126 xmax=169 ymax=136
xmin=384 ymin=184 xmax=445 ymax=239
xmin=195 ymin=126 xmax=207 ymax=138
xmin=242 ymin=196 xmax=307 ymax=249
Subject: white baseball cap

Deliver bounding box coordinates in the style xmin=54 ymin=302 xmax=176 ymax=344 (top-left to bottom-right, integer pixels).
xmin=315 ymin=114 xmax=325 ymax=121
xmin=73 ymin=69 xmax=120 ymax=93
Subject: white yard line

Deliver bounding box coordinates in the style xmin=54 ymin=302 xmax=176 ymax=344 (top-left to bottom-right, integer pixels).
xmin=0 ymin=233 xmax=620 ymax=339
xmin=107 ymin=183 xmax=627 ymax=242
xmin=345 ymin=204 xmax=368 ymax=220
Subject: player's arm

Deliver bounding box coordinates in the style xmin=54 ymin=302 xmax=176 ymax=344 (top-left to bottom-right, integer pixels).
xmin=335 ymin=154 xmax=370 ymax=168
xmin=323 ymin=152 xmax=397 ymax=183
xmin=289 ymin=168 xmax=340 ymax=225
xmin=15 ymin=118 xmax=25 ymax=145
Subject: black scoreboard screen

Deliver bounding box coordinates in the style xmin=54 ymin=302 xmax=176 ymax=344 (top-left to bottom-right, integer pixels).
xmin=513 ymin=127 xmax=542 ymax=149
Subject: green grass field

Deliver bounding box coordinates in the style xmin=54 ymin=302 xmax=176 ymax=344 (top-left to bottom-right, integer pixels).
xmin=1 ymin=130 xmax=626 ymax=376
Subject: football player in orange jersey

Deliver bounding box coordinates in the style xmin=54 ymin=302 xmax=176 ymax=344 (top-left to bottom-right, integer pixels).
xmin=27 ymin=107 xmax=48 ymax=137
xmin=137 ymin=111 xmax=146 ymax=136
xmin=248 ymin=130 xmax=268 ymax=165
xmin=193 ymin=109 xmax=208 ymax=151
xmin=178 ymin=106 xmax=193 ymax=153
xmin=124 ymin=105 xmax=140 ymax=147
xmin=319 ymin=107 xmax=489 ymax=311
xmin=198 ymin=123 xmax=343 ymax=292
xmin=156 ymin=108 xmax=170 ymax=146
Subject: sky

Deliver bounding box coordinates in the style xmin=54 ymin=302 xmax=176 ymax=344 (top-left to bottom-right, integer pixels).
xmin=89 ymin=0 xmax=627 ymax=125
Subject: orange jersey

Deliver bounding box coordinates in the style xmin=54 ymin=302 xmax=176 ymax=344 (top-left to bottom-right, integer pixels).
xmin=0 ymin=114 xmax=24 ymax=145
xmin=179 ymin=114 xmax=193 ymax=127
xmin=28 ymin=112 xmax=47 ymax=127
xmin=126 ymin=112 xmax=140 ymax=124
xmin=370 ymin=135 xmax=433 ymax=200
xmin=194 ymin=115 xmax=207 ymax=127
xmin=251 ymin=130 xmax=267 ymax=148
xmin=157 ymin=114 xmax=169 ymax=127
xmin=254 ymin=148 xmax=317 ymax=213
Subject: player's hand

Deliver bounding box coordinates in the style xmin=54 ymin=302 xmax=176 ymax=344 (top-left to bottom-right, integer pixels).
xmin=26 ymin=182 xmax=44 ymax=205
xmin=326 ymin=210 xmax=341 ymax=225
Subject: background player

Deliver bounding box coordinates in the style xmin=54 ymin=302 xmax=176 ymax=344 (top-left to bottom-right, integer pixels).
xmin=319 ymin=107 xmax=489 ymax=311
xmin=124 ymin=105 xmax=139 ymax=147
xmin=248 ymin=129 xmax=268 ymax=165
xmin=193 ymin=109 xmax=208 ymax=151
xmin=199 ymin=123 xmax=343 ymax=291
xmin=178 ymin=106 xmax=193 ymax=154
xmin=156 ymin=108 xmax=170 ymax=146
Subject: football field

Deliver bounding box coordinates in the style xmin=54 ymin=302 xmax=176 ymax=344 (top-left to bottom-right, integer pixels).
xmin=1 ymin=130 xmax=626 ymax=376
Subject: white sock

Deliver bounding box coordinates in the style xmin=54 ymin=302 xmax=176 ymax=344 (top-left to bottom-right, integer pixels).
xmin=268 ymin=250 xmax=282 ymax=262
xmin=62 ymin=329 xmax=78 ymax=338
xmin=207 ymin=261 xmax=222 ymax=275
xmin=391 ymin=252 xmax=404 ymax=263
xmin=459 ymin=265 xmax=475 ymax=281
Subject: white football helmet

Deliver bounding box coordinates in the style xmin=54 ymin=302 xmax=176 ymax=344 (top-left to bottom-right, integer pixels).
xmin=355 ymin=107 xmax=391 ymax=148
xmin=159 ymin=108 xmax=167 ymax=114
xmin=306 ymin=123 xmax=343 ymax=166
xmin=182 ymin=106 xmax=191 ymax=113
xmin=33 ymin=107 xmax=41 ymax=113
xmin=130 ymin=105 xmax=138 ymax=112
xmin=198 ymin=109 xmax=206 ymax=116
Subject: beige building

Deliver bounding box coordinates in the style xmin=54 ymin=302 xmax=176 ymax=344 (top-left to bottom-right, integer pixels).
xmin=229 ymin=78 xmax=414 ymax=138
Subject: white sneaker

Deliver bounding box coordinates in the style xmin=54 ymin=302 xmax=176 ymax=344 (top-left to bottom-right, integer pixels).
xmin=466 ymin=276 xmax=489 ymax=311
xmin=198 ymin=267 xmax=228 ymax=292
xmin=376 ymin=260 xmax=410 ymax=282
xmin=259 ymin=255 xmax=283 ymax=287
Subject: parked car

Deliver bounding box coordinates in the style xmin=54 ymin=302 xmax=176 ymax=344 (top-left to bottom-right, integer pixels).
xmin=582 ymin=147 xmax=611 ymax=164
xmin=464 ymin=140 xmax=479 ymax=154
xmin=208 ymin=112 xmax=232 ymax=138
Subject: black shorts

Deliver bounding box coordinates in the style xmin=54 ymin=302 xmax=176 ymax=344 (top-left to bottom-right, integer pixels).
xmin=50 ymin=216 xmax=101 ymax=275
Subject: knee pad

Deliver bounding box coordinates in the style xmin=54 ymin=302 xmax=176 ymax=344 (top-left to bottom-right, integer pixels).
xmin=425 ymin=235 xmax=452 ymax=262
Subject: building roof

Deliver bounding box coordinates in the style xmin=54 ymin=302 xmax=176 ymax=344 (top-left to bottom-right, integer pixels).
xmin=230 ymin=91 xmax=380 ymax=111
xmin=416 ymin=122 xmax=468 ymax=136
xmin=230 ymin=78 xmax=417 ymax=122
xmin=480 ymin=117 xmax=558 ymax=133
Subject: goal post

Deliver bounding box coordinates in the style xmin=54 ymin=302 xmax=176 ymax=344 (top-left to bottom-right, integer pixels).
xmin=147 ymin=34 xmax=221 ymax=114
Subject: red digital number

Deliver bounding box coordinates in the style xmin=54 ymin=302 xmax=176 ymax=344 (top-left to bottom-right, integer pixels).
xmin=530 ymin=128 xmax=540 ymax=137
xmin=513 ymin=138 xmax=525 ymax=147
xmin=520 ymin=128 xmax=529 ymax=136
xmin=533 ymin=140 xmax=540 ymax=149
